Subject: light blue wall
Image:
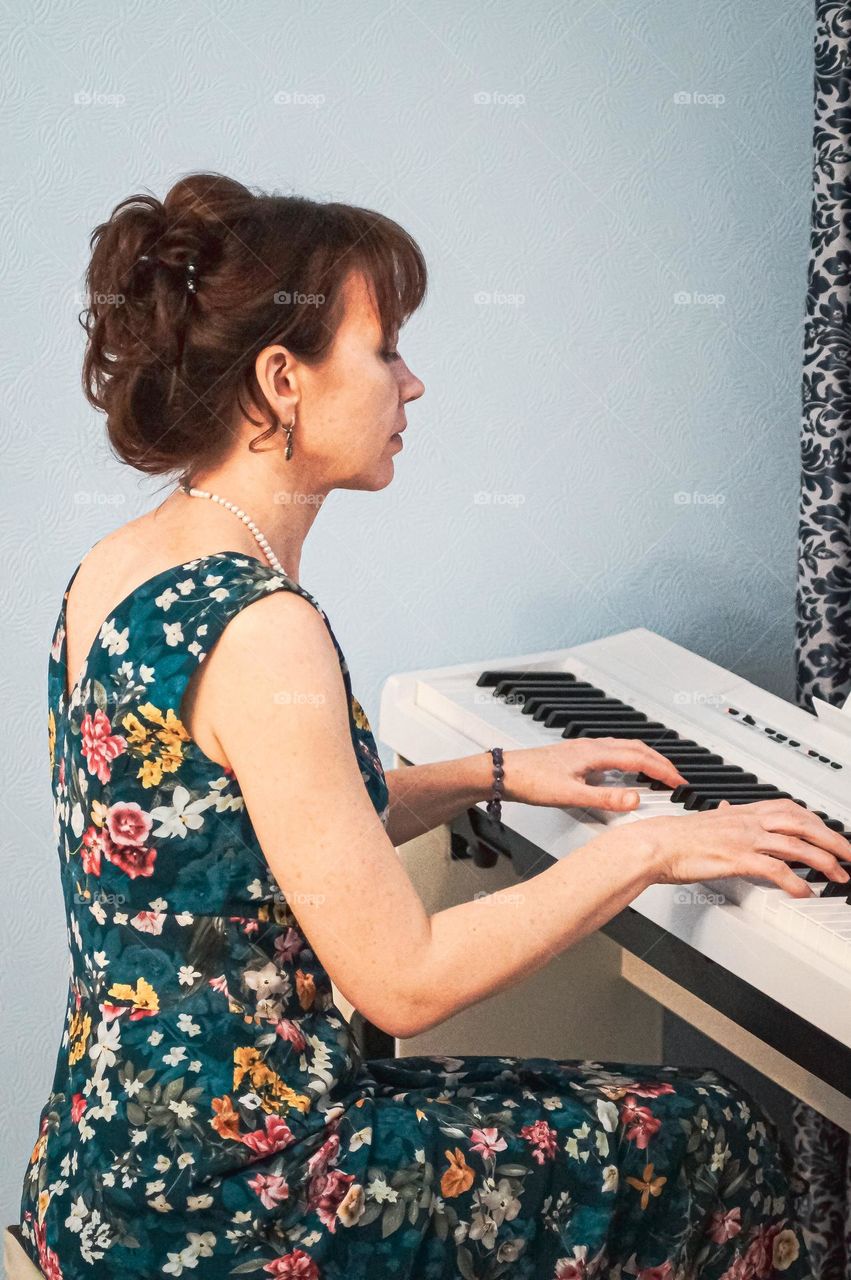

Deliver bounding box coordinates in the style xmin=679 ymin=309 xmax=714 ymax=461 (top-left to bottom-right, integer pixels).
xmin=1 ymin=0 xmax=812 ymax=1251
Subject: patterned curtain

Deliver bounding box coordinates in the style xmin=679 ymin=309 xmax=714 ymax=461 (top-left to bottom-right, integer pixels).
xmin=794 ymin=2 xmax=851 ymax=1273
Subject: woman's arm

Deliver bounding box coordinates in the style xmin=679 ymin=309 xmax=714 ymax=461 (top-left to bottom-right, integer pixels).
xmin=200 ymin=591 xmax=663 ymax=1040
xmin=383 ymin=755 xmax=494 ymax=846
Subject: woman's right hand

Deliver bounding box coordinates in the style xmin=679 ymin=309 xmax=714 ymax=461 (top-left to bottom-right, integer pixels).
xmin=640 ymin=797 xmax=851 ymax=897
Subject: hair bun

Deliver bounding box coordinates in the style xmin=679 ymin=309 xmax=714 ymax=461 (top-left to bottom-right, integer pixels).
xmin=81 ymin=170 xmax=427 ymax=479
xmin=82 ymin=185 xmax=226 ymax=377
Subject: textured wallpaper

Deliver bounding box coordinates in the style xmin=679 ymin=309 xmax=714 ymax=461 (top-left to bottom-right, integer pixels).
xmin=0 ymin=0 xmax=812 ymax=1251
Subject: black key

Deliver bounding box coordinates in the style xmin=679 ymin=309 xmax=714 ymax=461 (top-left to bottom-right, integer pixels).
xmin=634 ymin=763 xmax=729 ymax=788
xmin=535 ymin=702 xmax=638 ymax=723
xmin=651 ymin=749 xmax=725 ymax=763
xmin=637 ymin=755 xmax=725 ymax=774
xmin=687 ymin=789 xmax=793 ymax=810
xmin=494 ymin=680 xmax=600 ymax=701
xmin=699 ymin=795 xmax=793 ymax=810
xmin=671 ymin=782 xmax=785 ymax=800
xmin=515 ymin=688 xmax=611 ymax=702
xmin=477 ymin=670 xmax=579 ymax=688
xmin=646 ymin=768 xmax=759 ymax=790
xmin=818 ymin=881 xmax=851 ymax=901
xmin=537 ymin=700 xmax=627 ymax=722
xmin=571 ymin=724 xmax=669 ymax=740
xmin=647 ymin=764 xmax=754 ymax=780
xmin=804 ymin=862 xmax=851 ymax=884
xmin=545 ymin=706 xmax=624 ymax=727
xmin=557 ymin=712 xmax=652 ymax=733
xmin=673 ymin=765 xmax=755 ymax=778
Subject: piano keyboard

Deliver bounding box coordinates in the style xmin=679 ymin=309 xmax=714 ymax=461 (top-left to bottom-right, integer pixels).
xmin=378 ymin=627 xmax=851 ymax=1063
xmin=474 ymin=666 xmax=851 ymax=946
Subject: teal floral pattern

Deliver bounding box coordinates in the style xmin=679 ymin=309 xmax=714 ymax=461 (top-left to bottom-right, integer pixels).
xmin=19 ymin=552 xmax=813 ymax=1279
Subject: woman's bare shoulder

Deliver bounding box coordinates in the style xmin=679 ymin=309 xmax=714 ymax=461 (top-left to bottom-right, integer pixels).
xmin=75 ymin=514 xmax=165 ymax=585
xmin=202 ymin=584 xmax=338 ymax=690
xmin=64 ymin=515 xmax=194 ymax=678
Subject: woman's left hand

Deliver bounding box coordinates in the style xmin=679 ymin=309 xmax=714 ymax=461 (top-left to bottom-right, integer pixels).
xmin=500 ymin=738 xmax=688 ymax=812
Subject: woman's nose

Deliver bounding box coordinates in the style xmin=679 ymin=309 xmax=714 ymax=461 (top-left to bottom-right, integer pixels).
xmin=403 ymin=370 xmax=425 ymax=402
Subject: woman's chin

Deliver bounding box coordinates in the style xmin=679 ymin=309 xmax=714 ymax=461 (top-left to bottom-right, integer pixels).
xmin=338 ymin=456 xmax=399 ymax=492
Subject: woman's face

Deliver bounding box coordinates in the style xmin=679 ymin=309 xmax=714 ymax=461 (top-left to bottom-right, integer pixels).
xmin=258 ymin=267 xmax=425 ymax=493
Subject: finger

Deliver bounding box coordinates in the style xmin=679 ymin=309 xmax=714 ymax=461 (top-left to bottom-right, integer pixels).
xmin=573 ymin=784 xmax=640 ymax=812
xmin=630 ymin=743 xmax=690 ymax=787
xmin=757 ymin=802 xmax=851 ymax=861
xmin=738 ymin=852 xmax=815 ymax=898
xmin=761 ymin=834 xmax=851 ymax=881
xmin=581 ymin=741 xmax=687 ymax=788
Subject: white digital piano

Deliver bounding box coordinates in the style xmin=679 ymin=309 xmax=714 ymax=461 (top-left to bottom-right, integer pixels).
xmin=378 ymin=627 xmax=851 ymax=1131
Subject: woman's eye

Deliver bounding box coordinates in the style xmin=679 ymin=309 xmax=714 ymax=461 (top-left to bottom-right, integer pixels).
xmin=382 ymin=350 xmax=400 ymax=361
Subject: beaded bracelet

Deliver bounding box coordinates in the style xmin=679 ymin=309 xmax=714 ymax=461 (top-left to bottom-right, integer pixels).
xmin=485 ymin=746 xmax=505 ymax=822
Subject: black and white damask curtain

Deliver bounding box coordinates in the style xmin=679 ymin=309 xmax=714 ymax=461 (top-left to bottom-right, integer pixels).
xmin=794 ymin=2 xmax=851 ymax=1274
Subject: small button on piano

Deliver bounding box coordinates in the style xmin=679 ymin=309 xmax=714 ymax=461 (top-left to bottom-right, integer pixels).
xmin=379 ymin=626 xmax=851 ymax=1130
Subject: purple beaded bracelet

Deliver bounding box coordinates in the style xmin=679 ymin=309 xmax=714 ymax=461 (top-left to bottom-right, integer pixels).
xmin=485 ymin=746 xmax=505 ymax=822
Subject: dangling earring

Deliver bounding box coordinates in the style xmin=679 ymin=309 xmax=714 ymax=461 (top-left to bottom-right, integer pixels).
xmin=282 ymin=414 xmax=295 ymax=461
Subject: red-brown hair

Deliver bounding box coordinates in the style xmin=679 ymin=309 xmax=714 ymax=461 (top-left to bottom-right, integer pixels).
xmin=81 ymin=171 xmax=427 ymax=482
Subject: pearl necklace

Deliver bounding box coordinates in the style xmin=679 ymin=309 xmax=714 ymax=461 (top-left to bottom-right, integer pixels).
xmin=180 ymin=483 xmax=288 ymax=577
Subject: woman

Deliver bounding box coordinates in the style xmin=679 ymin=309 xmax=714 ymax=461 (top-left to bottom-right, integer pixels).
xmin=18 ymin=171 xmax=849 ymax=1280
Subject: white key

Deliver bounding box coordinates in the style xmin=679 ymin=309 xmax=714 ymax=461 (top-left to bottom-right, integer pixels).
xmin=818 ymin=925 xmax=851 ymax=966
xmin=703 ymin=876 xmax=782 ymax=919
xmin=777 ymin=899 xmax=851 ymax=945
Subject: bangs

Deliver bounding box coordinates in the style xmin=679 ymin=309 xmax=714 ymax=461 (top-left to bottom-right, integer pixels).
xmin=326 ymin=202 xmax=428 ymax=347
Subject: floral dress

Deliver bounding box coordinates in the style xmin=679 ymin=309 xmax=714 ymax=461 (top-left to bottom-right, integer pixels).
xmin=19 ymin=550 xmax=814 ymax=1280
